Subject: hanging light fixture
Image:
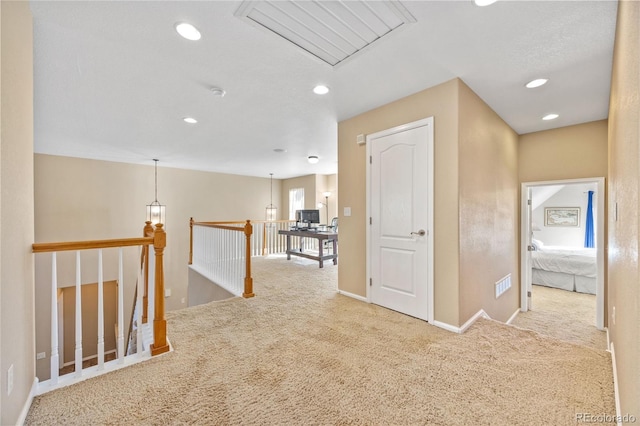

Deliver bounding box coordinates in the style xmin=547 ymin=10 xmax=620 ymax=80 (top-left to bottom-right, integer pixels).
xmin=146 ymin=159 xmax=166 ymax=225
xmin=265 ymin=173 xmax=277 ymax=222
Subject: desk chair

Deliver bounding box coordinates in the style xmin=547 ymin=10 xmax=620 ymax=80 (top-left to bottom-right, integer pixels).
xmin=325 ymin=217 xmax=338 ymax=253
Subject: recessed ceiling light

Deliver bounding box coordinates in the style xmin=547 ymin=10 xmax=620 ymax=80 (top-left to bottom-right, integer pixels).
xmin=183 ymin=117 xmax=197 ymax=124
xmin=308 ymin=156 xmax=319 ymax=164
xmin=273 ymin=148 xmax=287 ymax=153
xmin=210 ymin=87 xmax=226 ymax=97
xmin=474 ymin=0 xmax=498 ymax=6
xmin=542 ymin=114 xmax=559 ymax=121
xmin=313 ymin=85 xmax=330 ymax=95
xmin=526 ymin=78 xmax=548 ymax=89
xmin=175 ymin=22 xmax=201 ymax=41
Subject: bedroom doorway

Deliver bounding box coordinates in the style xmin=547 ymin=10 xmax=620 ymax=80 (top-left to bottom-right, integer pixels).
xmin=520 ymin=177 xmax=605 ymax=331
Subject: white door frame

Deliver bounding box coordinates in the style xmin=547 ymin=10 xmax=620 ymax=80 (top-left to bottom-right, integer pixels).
xmin=365 ymin=117 xmax=434 ymax=323
xmin=520 ymin=177 xmax=605 ymax=330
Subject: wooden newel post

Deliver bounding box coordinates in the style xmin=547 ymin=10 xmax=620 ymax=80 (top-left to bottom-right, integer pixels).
xmin=151 ymin=223 xmax=170 ymax=355
xmin=142 ymin=221 xmax=153 ymax=324
xmin=189 ymin=217 xmax=194 ymax=265
xmin=243 ymin=220 xmax=255 ymax=298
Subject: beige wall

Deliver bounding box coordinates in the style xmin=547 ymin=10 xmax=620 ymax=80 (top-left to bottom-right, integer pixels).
xmin=34 ymin=154 xmax=281 ymax=380
xmin=338 ymin=79 xmax=461 ymax=325
xmin=519 ymin=120 xmax=608 ymax=183
xmin=281 ymin=174 xmax=340 ymax=222
xmin=607 ymin=0 xmax=640 ymax=417
xmin=458 ymin=82 xmax=520 ymax=324
xmin=1 ymin=2 xmax=36 ymax=423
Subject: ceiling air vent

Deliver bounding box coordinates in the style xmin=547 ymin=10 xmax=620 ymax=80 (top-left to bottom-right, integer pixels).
xmin=235 ymin=0 xmax=416 ymax=67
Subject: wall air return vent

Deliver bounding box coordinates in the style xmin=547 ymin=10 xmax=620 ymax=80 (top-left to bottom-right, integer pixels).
xmin=235 ymin=0 xmax=416 ymax=67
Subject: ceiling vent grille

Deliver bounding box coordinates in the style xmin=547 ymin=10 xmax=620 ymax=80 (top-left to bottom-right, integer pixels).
xmin=235 ymin=0 xmax=416 ymax=67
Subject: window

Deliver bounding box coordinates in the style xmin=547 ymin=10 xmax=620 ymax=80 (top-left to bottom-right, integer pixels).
xmin=289 ymin=188 xmax=304 ymax=220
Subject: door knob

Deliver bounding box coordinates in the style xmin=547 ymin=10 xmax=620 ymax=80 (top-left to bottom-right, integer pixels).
xmin=411 ymin=229 xmax=426 ymax=236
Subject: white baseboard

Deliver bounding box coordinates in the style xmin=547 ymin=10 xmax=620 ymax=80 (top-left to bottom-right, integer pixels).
xmin=609 ymin=341 xmax=622 ymax=426
xmin=337 ymin=289 xmax=367 ymax=303
xmin=17 ymin=377 xmax=38 ymax=425
xmin=506 ymin=308 xmax=520 ymax=325
xmin=432 ymin=310 xmax=490 ymax=334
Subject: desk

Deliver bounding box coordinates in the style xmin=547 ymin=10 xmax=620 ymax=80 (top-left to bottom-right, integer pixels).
xmin=278 ymin=229 xmax=338 ymax=268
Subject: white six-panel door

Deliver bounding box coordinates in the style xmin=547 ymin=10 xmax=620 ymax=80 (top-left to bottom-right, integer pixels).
xmin=367 ymin=118 xmax=434 ymax=322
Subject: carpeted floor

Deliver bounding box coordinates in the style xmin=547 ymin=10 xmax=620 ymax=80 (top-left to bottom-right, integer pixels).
xmin=511 ymin=284 xmax=607 ymax=351
xmin=26 ymin=256 xmax=615 ymax=425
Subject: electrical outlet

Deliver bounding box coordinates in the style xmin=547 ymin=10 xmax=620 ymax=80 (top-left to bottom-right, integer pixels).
xmin=7 ymin=364 xmax=14 ymax=395
xmin=181 ymin=297 xmax=186 ymax=304
xmin=37 ymin=352 xmax=46 ymax=360
xmin=165 ymin=288 xmax=171 ymax=298
xmin=612 ymin=306 xmax=616 ymax=325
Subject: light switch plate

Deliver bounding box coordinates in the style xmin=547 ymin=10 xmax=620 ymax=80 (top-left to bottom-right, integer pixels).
xmin=344 ymin=207 xmax=351 ymax=217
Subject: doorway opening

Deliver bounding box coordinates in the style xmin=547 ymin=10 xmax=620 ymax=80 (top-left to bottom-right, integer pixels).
xmin=519 ymin=178 xmax=605 ymax=344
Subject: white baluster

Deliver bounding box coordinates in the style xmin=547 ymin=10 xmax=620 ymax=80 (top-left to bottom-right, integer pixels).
xmin=97 ymin=249 xmax=105 ymax=370
xmin=117 ymin=248 xmax=124 ymax=363
xmin=74 ymin=251 xmax=83 ymax=378
xmin=136 ymin=247 xmax=143 ymax=355
xmin=50 ymin=252 xmax=59 ymax=385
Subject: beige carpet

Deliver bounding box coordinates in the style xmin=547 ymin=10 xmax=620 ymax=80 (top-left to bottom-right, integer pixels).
xmin=26 ymin=256 xmax=615 ymax=425
xmin=511 ymin=285 xmax=607 ymax=351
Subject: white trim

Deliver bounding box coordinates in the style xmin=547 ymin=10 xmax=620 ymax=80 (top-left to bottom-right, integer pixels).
xmin=17 ymin=378 xmax=38 ymax=425
xmin=337 ymin=290 xmax=368 ymax=303
xmin=609 ymin=342 xmax=622 ymax=426
xmin=432 ymin=310 xmax=490 ymax=334
xmin=520 ymin=177 xmax=605 ymax=330
xmin=366 ymin=117 xmax=434 ymax=322
xmin=506 ymin=308 xmax=520 ymax=325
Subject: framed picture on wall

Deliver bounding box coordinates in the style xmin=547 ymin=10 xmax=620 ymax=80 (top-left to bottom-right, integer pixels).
xmin=544 ymin=207 xmax=580 ymax=227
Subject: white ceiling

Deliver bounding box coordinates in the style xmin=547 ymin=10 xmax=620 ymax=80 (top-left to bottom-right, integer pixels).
xmin=30 ymin=0 xmax=618 ymax=179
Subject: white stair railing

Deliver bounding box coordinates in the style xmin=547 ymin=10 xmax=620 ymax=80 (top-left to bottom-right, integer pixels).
xmin=32 ymin=222 xmax=169 ymax=395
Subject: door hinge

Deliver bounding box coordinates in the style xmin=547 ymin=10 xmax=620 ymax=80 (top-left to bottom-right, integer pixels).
xmin=369 ymin=278 xmax=372 ymax=287
xmin=369 ymin=217 xmax=372 ymax=225
xmin=527 ymin=245 xmax=535 ymax=251
xmin=527 ymin=199 xmax=532 ymax=205
xmin=527 ymin=291 xmax=532 ymax=297
xmin=369 ymin=155 xmax=372 ymax=164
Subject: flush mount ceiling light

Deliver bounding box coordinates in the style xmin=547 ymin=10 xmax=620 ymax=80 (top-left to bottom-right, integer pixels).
xmin=273 ymin=148 xmax=287 ymax=153
xmin=474 ymin=0 xmax=498 ymax=6
xmin=235 ymin=0 xmax=416 ymax=67
xmin=526 ymin=78 xmax=549 ymax=89
xmin=542 ymin=113 xmax=559 ymax=121
xmin=183 ymin=117 xmax=198 ymax=124
xmin=313 ymin=85 xmax=330 ymax=95
xmin=308 ymin=156 xmax=319 ymax=164
xmin=175 ymin=22 xmax=201 ymax=41
xmin=210 ymin=87 xmax=226 ymax=97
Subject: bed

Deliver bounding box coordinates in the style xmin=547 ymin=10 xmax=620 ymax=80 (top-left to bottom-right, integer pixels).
xmin=530 ymin=242 xmax=597 ymax=294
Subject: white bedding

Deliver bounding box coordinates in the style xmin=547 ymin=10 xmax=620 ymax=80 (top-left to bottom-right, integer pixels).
xmin=531 ymin=246 xmax=597 ymax=294
xmin=531 ymin=246 xmax=596 ymax=278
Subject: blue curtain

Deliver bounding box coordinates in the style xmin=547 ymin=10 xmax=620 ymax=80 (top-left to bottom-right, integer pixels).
xmin=584 ymin=190 xmax=595 ymax=248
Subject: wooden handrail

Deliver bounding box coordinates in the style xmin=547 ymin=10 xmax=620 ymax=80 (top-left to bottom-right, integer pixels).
xmin=32 ymin=236 xmax=153 ymax=253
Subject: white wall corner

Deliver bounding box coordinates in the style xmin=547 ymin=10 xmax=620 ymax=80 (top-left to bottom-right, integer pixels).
xmin=17 ymin=378 xmax=39 ymax=425
xmin=609 ymin=341 xmax=622 ymax=426
xmin=337 ymin=289 xmax=368 ymax=303
xmin=506 ymin=308 xmax=520 ymax=325
xmin=432 ymin=310 xmax=491 ymax=334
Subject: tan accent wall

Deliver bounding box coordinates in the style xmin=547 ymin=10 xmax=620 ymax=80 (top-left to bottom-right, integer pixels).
xmin=338 ymin=79 xmax=461 ymax=326
xmin=34 ymin=154 xmax=281 ymax=379
xmin=280 ymin=174 xmax=317 ymax=219
xmin=519 ymin=120 xmax=608 ymax=183
xmin=0 ymin=2 xmax=36 ymax=423
xmin=607 ymin=0 xmax=640 ymax=417
xmin=61 ymin=281 xmax=118 ymax=364
xmin=458 ymin=82 xmax=520 ymax=323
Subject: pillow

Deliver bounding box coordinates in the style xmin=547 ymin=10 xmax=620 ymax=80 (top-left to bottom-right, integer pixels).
xmin=532 ymin=238 xmax=544 ymax=250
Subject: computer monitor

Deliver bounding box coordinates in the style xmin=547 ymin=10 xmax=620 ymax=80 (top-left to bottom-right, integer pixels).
xmin=296 ymin=209 xmax=320 ymax=225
